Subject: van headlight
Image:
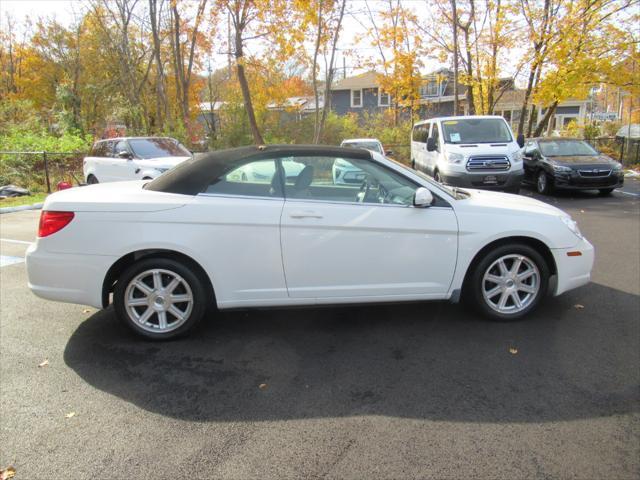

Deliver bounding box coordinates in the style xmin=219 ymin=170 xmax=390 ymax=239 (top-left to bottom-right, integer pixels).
xmin=446 ymin=152 xmax=464 ymax=164
xmin=561 ymin=215 xmax=583 ymax=239
xmin=511 ymin=150 xmax=523 ymax=163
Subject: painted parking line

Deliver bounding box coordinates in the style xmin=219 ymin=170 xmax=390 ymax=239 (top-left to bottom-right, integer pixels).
xmin=0 ymin=255 xmax=24 ymax=267
xmin=616 ymin=190 xmax=640 ymax=197
xmin=0 ymin=238 xmax=33 ymax=245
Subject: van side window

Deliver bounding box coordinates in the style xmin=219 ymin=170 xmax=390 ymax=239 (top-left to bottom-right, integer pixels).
xmin=412 ymin=125 xmax=424 ymax=143
xmin=431 ymin=124 xmax=440 ymax=151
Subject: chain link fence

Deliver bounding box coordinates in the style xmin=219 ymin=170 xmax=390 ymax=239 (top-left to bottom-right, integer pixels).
xmin=0 ymin=151 xmax=87 ymax=193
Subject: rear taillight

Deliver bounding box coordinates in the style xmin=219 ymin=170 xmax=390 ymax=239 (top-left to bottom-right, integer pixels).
xmin=38 ymin=211 xmax=75 ymax=237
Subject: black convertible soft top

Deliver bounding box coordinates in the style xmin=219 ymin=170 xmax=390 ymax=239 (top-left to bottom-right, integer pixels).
xmin=145 ymin=144 xmax=373 ymax=195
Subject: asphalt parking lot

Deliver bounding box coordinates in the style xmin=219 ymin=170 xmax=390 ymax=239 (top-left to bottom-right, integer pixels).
xmin=1 ymin=181 xmax=639 ymax=479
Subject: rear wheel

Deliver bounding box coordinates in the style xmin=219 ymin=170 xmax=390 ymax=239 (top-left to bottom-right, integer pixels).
xmin=536 ymin=170 xmax=552 ymax=195
xmin=113 ymin=257 xmax=208 ymax=340
xmin=466 ymin=243 xmax=549 ymax=321
xmin=599 ymin=188 xmax=615 ymax=195
xmin=87 ymin=174 xmax=99 ymax=184
xmin=434 ymin=170 xmax=442 ymax=183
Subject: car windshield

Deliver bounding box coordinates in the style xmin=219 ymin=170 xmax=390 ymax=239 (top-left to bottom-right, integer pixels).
xmin=128 ymin=138 xmax=191 ymax=159
xmin=342 ymin=141 xmax=383 ymax=154
xmin=539 ymin=140 xmax=598 ymax=157
xmin=441 ymin=118 xmax=512 ymax=144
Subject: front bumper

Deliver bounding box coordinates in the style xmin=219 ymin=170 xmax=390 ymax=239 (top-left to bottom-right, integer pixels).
xmin=551 ymin=237 xmax=595 ymax=296
xmin=552 ymin=171 xmax=624 ymax=190
xmin=440 ymin=169 xmax=524 ymax=190
xmin=26 ymin=243 xmax=117 ymax=308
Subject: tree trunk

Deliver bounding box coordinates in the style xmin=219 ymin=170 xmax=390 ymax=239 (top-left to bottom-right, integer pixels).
xmin=235 ymin=30 xmax=264 ymax=144
xmin=450 ymin=0 xmax=459 ymax=115
xmin=149 ymin=0 xmax=168 ymax=130
xmin=318 ymin=0 xmax=347 ymax=142
xmin=312 ymin=0 xmax=323 ymax=144
xmin=533 ymin=100 xmax=558 ymax=137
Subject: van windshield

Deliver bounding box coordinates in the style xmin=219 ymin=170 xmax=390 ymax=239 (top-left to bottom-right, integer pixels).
xmin=441 ymin=118 xmax=512 ymax=144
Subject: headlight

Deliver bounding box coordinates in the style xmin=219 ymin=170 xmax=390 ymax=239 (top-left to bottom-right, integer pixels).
xmin=511 ymin=150 xmax=524 ymax=163
xmin=446 ymin=152 xmax=464 ymax=164
xmin=561 ymin=215 xmax=583 ymax=239
xmin=552 ymin=164 xmax=572 ymax=173
xmin=612 ymin=162 xmax=623 ymax=171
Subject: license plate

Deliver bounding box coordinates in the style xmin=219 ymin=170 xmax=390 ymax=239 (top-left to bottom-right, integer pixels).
xmin=483 ymin=175 xmax=498 ymax=184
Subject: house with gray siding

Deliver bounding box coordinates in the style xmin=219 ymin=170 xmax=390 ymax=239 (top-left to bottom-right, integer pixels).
xmin=329 ymin=71 xmax=391 ymax=116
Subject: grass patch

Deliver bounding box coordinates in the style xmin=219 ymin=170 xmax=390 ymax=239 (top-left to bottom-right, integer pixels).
xmin=0 ymin=193 xmax=47 ymax=208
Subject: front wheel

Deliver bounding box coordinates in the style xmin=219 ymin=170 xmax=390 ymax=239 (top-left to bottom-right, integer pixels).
xmin=434 ymin=170 xmax=442 ymax=183
xmin=86 ymin=174 xmax=99 ymax=184
xmin=466 ymin=244 xmax=549 ymax=321
xmin=536 ymin=170 xmax=553 ymax=195
xmin=113 ymin=257 xmax=208 ymax=340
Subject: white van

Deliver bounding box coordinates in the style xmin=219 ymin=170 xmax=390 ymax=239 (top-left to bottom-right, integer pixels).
xmin=411 ymin=116 xmax=525 ymax=193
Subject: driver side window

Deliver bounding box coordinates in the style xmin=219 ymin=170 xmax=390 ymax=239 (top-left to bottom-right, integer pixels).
xmin=283 ymin=156 xmax=419 ymax=206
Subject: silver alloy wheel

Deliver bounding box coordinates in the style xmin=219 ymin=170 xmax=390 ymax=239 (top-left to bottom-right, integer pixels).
xmin=537 ymin=171 xmax=547 ymax=193
xmin=482 ymin=254 xmax=540 ymax=314
xmin=124 ymin=268 xmax=194 ymax=333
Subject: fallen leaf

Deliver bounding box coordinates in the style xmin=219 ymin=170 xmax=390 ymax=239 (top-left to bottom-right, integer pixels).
xmin=38 ymin=359 xmax=49 ymax=368
xmin=65 ymin=412 xmax=76 ymax=418
xmin=509 ymin=347 xmax=518 ymax=355
xmin=258 ymin=383 xmax=268 ymax=390
xmin=82 ymin=309 xmax=91 ymax=314
xmin=1 ymin=466 xmax=16 ymax=480
xmin=574 ymin=304 xmax=585 ymax=310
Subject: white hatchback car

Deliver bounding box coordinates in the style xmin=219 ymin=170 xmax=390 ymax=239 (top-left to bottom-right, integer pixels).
xmin=83 ymin=137 xmax=192 ymax=183
xmin=28 ymin=145 xmax=593 ymax=340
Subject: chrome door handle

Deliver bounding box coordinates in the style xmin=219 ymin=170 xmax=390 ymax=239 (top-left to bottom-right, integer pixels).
xmin=289 ymin=211 xmax=323 ymax=219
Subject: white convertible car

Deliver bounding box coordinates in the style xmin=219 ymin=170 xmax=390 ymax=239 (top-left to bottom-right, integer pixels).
xmin=27 ymin=145 xmax=594 ymax=340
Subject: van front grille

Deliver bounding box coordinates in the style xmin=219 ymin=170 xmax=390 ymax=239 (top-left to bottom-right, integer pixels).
xmin=466 ymin=156 xmax=510 ymax=171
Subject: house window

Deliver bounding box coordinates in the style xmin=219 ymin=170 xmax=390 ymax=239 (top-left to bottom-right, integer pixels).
xmin=351 ymin=89 xmax=362 ymax=108
xmin=378 ymin=90 xmax=390 ymax=107
xmin=420 ymin=80 xmax=439 ymax=98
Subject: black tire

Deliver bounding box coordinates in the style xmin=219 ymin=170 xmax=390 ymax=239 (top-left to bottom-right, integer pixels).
xmin=536 ymin=169 xmax=553 ymax=195
xmin=411 ymin=159 xmax=416 ymax=169
xmin=599 ymin=188 xmax=615 ymax=195
xmin=113 ymin=257 xmax=209 ymax=340
xmin=465 ymin=243 xmax=550 ymax=321
xmin=87 ymin=174 xmax=99 ymax=184
xmin=434 ymin=170 xmax=442 ymax=183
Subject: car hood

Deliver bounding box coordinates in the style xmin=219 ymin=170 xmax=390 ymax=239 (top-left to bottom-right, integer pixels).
xmin=459 ymin=188 xmax=566 ymax=217
xmin=445 ymin=142 xmax=520 ymax=156
xmin=135 ymin=156 xmax=191 ymax=168
xmin=43 ymin=181 xmax=189 ymax=212
xmin=546 ymin=155 xmax=613 ymax=166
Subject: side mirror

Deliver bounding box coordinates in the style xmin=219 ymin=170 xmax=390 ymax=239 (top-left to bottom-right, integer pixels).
xmin=426 ymin=137 xmax=437 ymax=152
xmin=118 ymin=150 xmax=132 ymax=159
xmin=385 ymin=149 xmax=393 ymax=156
xmin=517 ymin=134 xmax=525 ymax=148
xmin=413 ymin=187 xmax=434 ymax=207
